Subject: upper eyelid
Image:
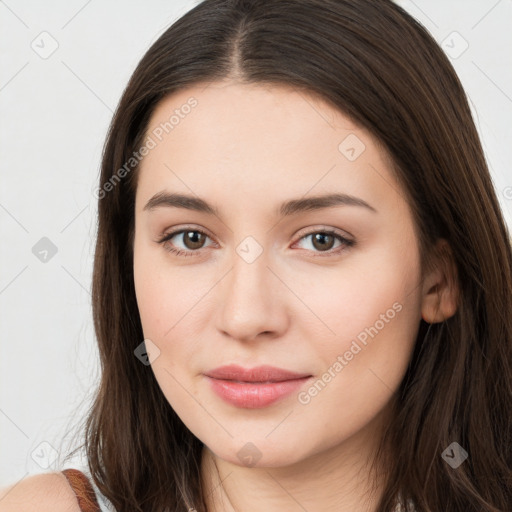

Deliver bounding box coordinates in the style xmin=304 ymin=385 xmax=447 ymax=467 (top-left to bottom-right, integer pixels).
xmin=159 ymin=226 xmax=216 ymax=245
xmin=294 ymin=224 xmax=353 ymax=240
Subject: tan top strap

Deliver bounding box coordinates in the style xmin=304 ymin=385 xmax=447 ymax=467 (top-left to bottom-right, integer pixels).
xmin=61 ymin=468 xmax=101 ymax=512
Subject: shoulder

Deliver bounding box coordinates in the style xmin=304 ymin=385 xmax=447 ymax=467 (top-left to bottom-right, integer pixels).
xmin=0 ymin=471 xmax=81 ymax=512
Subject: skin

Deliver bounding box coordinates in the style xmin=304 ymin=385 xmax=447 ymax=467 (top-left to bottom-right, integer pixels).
xmin=132 ymin=80 xmax=458 ymax=511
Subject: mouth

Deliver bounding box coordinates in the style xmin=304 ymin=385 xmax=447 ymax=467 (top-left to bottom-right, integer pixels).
xmin=204 ymin=364 xmax=311 ymax=382
xmin=203 ymin=365 xmax=312 ymax=408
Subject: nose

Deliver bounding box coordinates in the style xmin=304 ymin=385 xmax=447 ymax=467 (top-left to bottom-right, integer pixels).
xmin=215 ymin=246 xmax=289 ymax=343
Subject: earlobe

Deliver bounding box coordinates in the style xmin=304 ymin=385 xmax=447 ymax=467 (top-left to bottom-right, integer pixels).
xmin=420 ymin=239 xmax=459 ymax=324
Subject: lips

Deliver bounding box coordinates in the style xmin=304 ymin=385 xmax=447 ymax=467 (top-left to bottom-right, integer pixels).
xmin=203 ymin=364 xmax=312 ymax=408
xmin=204 ymin=364 xmax=311 ymax=383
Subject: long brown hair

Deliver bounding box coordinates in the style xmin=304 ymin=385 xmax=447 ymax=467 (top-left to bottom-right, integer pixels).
xmin=62 ymin=0 xmax=512 ymax=510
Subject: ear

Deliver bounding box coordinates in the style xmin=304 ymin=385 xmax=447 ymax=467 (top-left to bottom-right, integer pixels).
xmin=420 ymin=239 xmax=459 ymax=324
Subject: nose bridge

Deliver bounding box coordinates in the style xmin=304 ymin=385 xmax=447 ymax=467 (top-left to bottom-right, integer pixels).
xmin=227 ymin=242 xmax=273 ymax=309
xmin=215 ymin=238 xmax=285 ymax=340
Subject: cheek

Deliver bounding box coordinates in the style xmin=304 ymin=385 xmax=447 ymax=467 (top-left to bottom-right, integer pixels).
xmin=133 ymin=250 xmax=166 ymax=340
xmin=133 ymin=242 xmax=216 ymax=369
xmin=289 ymin=248 xmax=421 ymax=449
xmin=133 ymin=249 xmax=208 ymax=416
xmin=301 ymin=241 xmax=422 ymax=374
xmin=134 ymin=237 xmax=191 ymax=336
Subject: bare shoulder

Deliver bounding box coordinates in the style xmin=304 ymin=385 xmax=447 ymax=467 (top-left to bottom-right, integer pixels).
xmin=0 ymin=472 xmax=80 ymax=512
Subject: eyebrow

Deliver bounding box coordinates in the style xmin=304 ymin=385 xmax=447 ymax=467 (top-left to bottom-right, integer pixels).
xmin=143 ymin=191 xmax=377 ymax=217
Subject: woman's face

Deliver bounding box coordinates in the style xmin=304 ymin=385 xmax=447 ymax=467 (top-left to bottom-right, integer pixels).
xmin=133 ymin=81 xmax=424 ymax=467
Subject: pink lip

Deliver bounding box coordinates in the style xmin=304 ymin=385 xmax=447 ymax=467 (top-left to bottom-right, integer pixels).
xmin=204 ymin=365 xmax=312 ymax=408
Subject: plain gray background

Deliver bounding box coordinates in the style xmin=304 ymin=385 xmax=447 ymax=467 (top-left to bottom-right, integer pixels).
xmin=1 ymin=0 xmax=511 ymax=487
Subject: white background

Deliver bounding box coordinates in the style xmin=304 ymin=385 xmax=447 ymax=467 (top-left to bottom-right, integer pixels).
xmin=1 ymin=0 xmax=511 ymax=487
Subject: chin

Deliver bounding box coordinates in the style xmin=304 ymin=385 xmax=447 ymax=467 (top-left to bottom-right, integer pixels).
xmin=202 ymin=434 xmax=316 ymax=469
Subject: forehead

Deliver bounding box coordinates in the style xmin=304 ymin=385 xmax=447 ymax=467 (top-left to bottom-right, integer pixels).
xmin=144 ymin=80 xmax=361 ymax=156
xmin=135 ymin=80 xmax=404 ymax=217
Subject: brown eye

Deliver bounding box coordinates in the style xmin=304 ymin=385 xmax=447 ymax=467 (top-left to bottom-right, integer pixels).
xmin=182 ymin=230 xmax=207 ymax=250
xmin=294 ymin=229 xmax=355 ymax=257
xmin=157 ymin=228 xmax=213 ymax=257
xmin=311 ymin=232 xmax=336 ymax=251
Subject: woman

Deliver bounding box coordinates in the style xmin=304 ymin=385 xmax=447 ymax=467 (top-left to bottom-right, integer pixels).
xmin=2 ymin=0 xmax=511 ymax=510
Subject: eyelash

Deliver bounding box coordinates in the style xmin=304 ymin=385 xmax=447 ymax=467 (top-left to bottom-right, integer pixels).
xmin=156 ymin=226 xmax=355 ymax=258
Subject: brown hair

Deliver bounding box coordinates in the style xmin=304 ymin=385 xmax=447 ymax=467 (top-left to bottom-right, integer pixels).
xmin=62 ymin=0 xmax=512 ymax=510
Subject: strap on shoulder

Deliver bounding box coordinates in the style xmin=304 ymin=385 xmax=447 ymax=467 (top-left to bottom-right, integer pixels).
xmin=61 ymin=468 xmax=101 ymax=512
